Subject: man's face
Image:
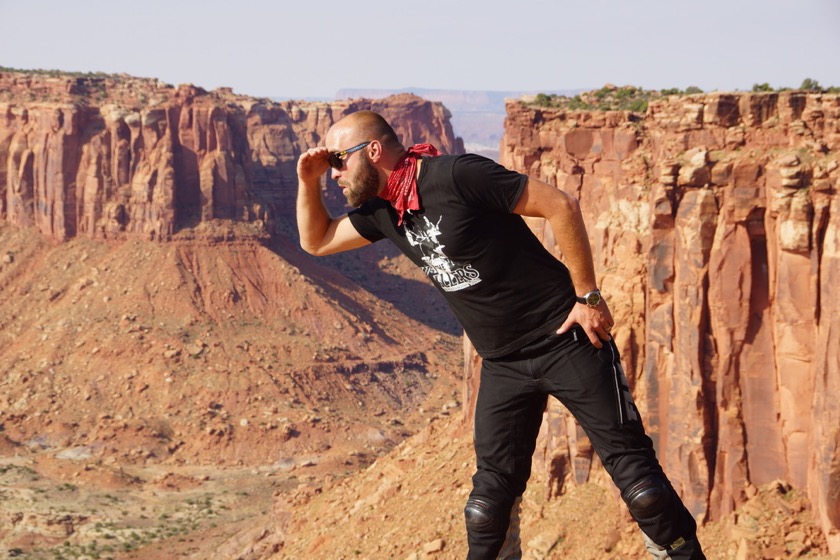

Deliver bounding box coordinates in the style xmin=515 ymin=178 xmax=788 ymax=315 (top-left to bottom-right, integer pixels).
xmin=339 ymin=148 xmax=380 ymax=207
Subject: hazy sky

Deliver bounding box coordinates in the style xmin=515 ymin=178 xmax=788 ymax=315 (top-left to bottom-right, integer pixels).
xmin=2 ymin=0 xmax=838 ymax=100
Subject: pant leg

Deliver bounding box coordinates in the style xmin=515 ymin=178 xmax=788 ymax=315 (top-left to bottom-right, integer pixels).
xmin=535 ymin=331 xmax=704 ymax=559
xmin=466 ymin=354 xmax=547 ymax=560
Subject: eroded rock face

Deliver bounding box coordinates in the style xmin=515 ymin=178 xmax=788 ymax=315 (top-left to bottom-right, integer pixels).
xmin=477 ymin=91 xmax=840 ymax=550
xmin=0 ymin=72 xmax=464 ymax=241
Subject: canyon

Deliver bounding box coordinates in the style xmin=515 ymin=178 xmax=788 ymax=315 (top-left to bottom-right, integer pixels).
xmin=493 ymin=88 xmax=840 ymax=553
xmin=1 ymin=70 xmax=838 ymax=559
xmin=0 ymin=71 xmax=465 ymax=558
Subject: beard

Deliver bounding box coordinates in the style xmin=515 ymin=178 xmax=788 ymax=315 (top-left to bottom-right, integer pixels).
xmin=343 ymin=151 xmax=380 ymax=207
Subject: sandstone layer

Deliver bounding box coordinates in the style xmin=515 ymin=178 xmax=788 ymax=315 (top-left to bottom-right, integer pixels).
xmin=0 ymin=72 xmax=467 ymax=557
xmin=492 ymin=90 xmax=840 ymax=551
xmin=0 ymin=72 xmax=466 ymax=464
xmin=0 ymin=71 xmax=464 ymax=242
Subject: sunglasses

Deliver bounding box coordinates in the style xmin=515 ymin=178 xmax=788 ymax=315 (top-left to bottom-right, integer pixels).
xmin=328 ymin=141 xmax=371 ymax=170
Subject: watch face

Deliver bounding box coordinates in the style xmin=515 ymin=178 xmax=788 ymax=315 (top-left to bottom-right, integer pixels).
xmin=585 ymin=292 xmax=601 ymax=306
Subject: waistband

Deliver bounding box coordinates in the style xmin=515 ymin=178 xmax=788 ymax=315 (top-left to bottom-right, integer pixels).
xmin=489 ymin=325 xmax=582 ymax=362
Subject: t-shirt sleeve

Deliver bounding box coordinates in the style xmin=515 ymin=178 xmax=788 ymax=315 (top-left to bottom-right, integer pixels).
xmin=450 ymin=154 xmax=528 ymax=213
xmin=348 ymin=201 xmax=387 ymax=243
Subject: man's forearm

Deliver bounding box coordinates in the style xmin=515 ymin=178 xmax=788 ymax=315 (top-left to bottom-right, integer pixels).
xmin=548 ymin=200 xmax=599 ymax=295
xmin=296 ymin=178 xmax=331 ymax=254
xmin=550 ymin=197 xmax=614 ymax=345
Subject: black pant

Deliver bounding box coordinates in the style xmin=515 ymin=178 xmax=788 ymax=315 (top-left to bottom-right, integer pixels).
xmin=466 ymin=327 xmax=703 ymax=559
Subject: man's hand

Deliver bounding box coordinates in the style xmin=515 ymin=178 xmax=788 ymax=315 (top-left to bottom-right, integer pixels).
xmin=556 ymin=300 xmax=615 ymax=349
xmin=297 ymin=147 xmax=331 ymax=185
xmin=296 ymin=146 xmax=370 ymax=257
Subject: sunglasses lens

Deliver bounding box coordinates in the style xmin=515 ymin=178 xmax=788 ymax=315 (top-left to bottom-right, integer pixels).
xmin=328 ymin=153 xmax=342 ymax=170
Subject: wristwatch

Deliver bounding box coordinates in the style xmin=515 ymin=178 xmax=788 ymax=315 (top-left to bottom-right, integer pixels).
xmin=576 ymin=289 xmax=602 ymax=307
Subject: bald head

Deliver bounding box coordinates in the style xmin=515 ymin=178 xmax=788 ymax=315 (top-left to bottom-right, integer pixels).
xmin=329 ymin=111 xmax=404 ymax=153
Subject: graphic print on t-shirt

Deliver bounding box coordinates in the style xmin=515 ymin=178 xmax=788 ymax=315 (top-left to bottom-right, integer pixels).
xmin=404 ymin=215 xmax=481 ymax=292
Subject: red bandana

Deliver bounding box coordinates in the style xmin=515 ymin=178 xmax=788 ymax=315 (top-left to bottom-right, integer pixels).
xmin=380 ymin=143 xmax=440 ymax=225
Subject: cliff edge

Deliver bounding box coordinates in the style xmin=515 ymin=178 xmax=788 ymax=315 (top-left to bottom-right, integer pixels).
xmin=485 ymin=89 xmax=839 ymax=552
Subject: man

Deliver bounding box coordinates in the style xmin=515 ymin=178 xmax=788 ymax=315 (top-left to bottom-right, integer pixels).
xmin=296 ymin=110 xmax=705 ymax=559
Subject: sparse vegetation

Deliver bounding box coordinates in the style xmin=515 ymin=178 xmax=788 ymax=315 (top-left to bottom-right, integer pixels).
xmin=18 ymin=492 xmax=226 ymax=559
xmin=800 ymin=78 xmax=822 ymax=91
xmin=751 ymin=78 xmax=840 ymax=93
xmin=0 ymin=66 xmax=177 ymax=106
xmin=531 ymin=85 xmax=698 ymax=112
xmin=0 ymin=65 xmax=117 ymax=80
xmin=531 ymin=79 xmax=839 ymax=112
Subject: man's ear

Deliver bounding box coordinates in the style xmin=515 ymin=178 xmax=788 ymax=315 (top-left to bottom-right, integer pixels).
xmin=367 ymin=140 xmax=382 ymax=162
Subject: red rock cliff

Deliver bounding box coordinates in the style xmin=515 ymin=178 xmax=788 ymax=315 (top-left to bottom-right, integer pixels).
xmin=0 ymin=71 xmax=464 ymax=241
xmin=480 ymin=91 xmax=839 ymax=551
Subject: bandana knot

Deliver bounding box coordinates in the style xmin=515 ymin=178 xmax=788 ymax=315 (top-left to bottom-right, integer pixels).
xmin=380 ymin=143 xmax=440 ymax=225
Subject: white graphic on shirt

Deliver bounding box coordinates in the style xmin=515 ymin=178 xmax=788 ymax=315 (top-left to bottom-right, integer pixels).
xmin=404 ymin=215 xmax=481 ymax=292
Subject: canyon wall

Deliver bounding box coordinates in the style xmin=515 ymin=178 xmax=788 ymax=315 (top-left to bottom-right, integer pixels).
xmin=0 ymin=72 xmax=467 ymax=475
xmin=4 ymin=70 xmax=839 ymax=552
xmin=0 ymin=71 xmax=464 ymax=241
xmin=483 ymin=91 xmax=839 ymax=550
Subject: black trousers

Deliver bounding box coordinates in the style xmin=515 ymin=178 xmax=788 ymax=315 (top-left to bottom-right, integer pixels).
xmin=466 ymin=327 xmax=703 ymax=559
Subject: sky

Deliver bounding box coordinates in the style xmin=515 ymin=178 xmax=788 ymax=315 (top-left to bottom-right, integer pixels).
xmin=1 ymin=0 xmax=839 ymax=100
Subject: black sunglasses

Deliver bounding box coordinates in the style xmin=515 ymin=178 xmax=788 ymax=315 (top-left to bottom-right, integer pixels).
xmin=328 ymin=141 xmax=371 ymax=170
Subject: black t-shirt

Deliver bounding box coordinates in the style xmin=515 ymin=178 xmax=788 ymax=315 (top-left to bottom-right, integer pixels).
xmin=348 ymin=154 xmax=576 ymax=359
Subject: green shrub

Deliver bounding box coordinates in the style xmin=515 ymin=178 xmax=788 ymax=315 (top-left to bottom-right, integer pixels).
xmin=800 ymin=78 xmax=822 ymax=91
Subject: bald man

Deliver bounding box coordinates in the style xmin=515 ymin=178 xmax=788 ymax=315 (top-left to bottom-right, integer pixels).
xmin=296 ymin=111 xmax=705 ymax=560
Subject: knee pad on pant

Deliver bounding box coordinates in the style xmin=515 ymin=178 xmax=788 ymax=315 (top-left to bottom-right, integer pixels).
xmin=623 ymin=476 xmax=703 ymax=557
xmin=622 ymin=474 xmax=672 ymax=520
xmin=464 ymin=496 xmax=507 ymax=534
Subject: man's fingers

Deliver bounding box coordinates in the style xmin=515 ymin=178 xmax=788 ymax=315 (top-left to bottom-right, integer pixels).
xmin=556 ymin=317 xmax=574 ymax=335
xmin=298 ymin=148 xmax=330 ymax=181
xmin=587 ymin=328 xmax=604 ymax=348
xmin=582 ymin=316 xmax=612 ymax=348
xmin=556 ymin=304 xmax=613 ymax=348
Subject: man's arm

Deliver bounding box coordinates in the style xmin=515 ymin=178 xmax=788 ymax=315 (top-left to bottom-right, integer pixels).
xmin=512 ymin=177 xmax=614 ymax=347
xmin=296 ymin=147 xmax=370 ymax=256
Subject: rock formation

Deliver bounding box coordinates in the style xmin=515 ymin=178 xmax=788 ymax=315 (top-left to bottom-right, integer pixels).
xmin=0 ymin=72 xmax=468 ymax=556
xmin=4 ymin=70 xmax=839 ymax=555
xmin=0 ymin=71 xmax=464 ymax=242
xmin=486 ymin=90 xmax=839 ymax=551
xmin=0 ymin=68 xmax=468 ymax=461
